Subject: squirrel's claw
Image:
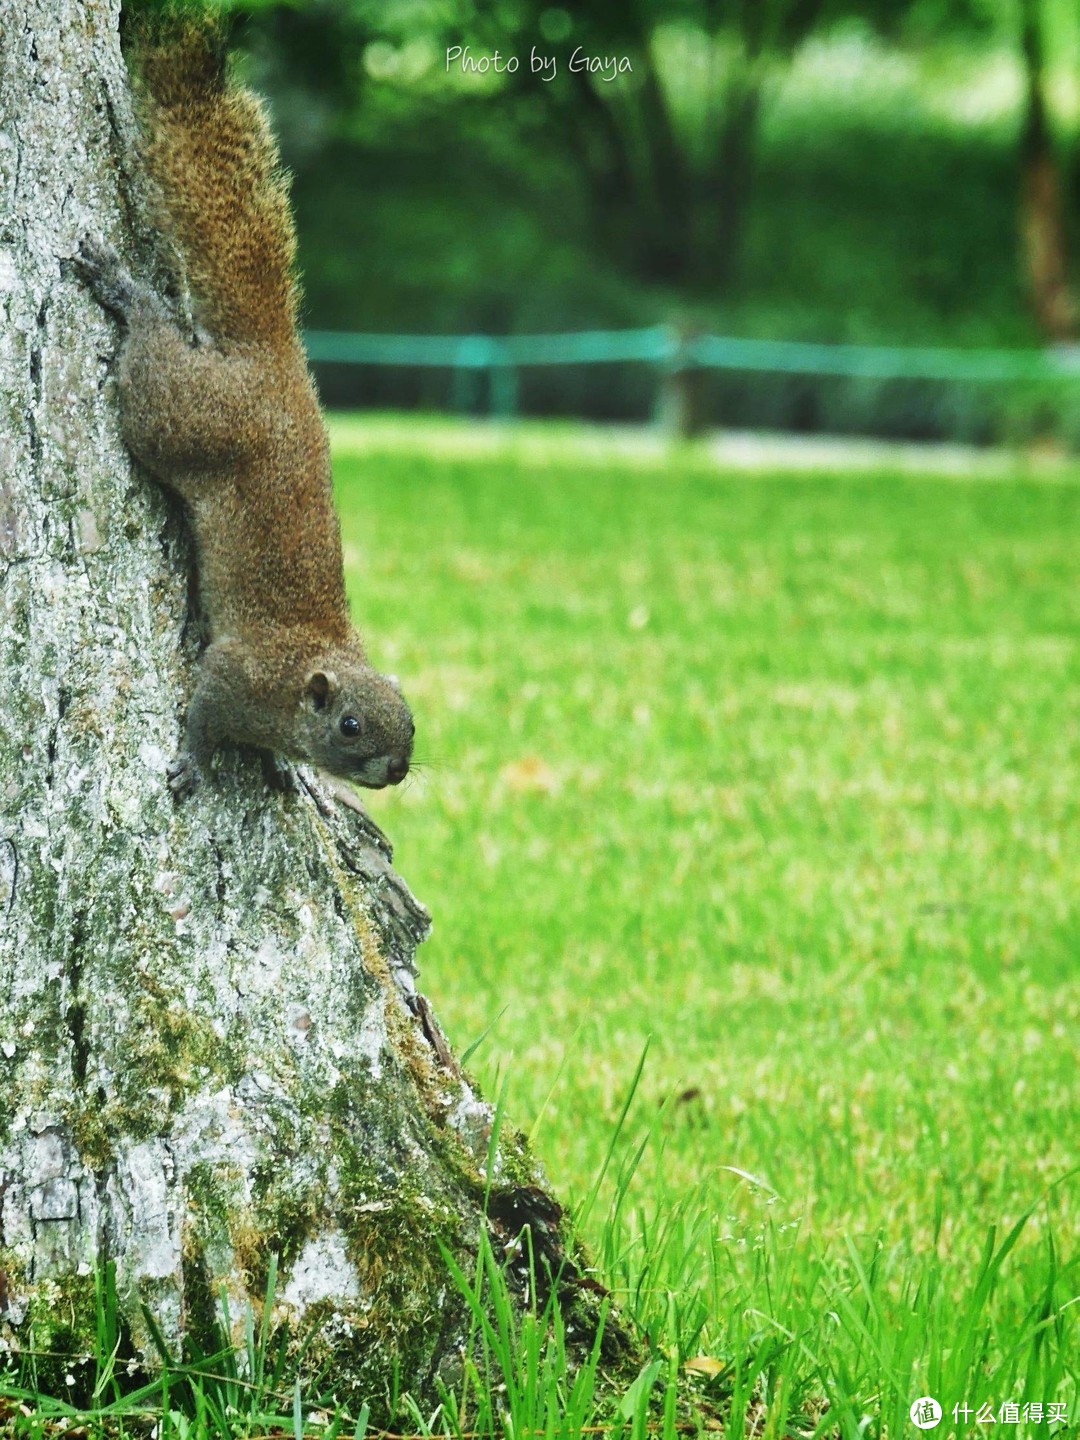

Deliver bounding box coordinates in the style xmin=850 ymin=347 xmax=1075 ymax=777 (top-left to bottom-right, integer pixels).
xmin=70 ymin=236 xmax=136 ymax=321
xmin=167 ymin=752 xmax=203 ymax=797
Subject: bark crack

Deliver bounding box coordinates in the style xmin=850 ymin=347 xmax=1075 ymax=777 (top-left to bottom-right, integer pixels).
xmin=66 ymin=908 xmax=90 ymax=1089
xmin=0 ymin=839 xmax=17 ymax=919
xmin=25 ymin=294 xmax=48 ymax=502
xmin=211 ymin=838 xmax=226 ymax=908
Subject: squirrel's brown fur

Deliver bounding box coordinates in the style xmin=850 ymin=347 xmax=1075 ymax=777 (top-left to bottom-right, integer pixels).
xmin=74 ymin=19 xmax=413 ymax=795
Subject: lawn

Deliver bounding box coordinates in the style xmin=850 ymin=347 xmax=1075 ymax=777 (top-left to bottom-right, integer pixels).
xmin=334 ymin=416 xmax=1080 ymax=1435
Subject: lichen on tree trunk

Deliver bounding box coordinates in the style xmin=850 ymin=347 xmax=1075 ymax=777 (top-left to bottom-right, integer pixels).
xmin=0 ymin=0 xmax=589 ymax=1410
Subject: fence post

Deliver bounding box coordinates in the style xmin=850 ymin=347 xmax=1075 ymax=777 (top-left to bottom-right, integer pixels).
xmin=490 ymin=341 xmax=518 ymax=417
xmin=451 ymin=336 xmax=488 ymax=414
xmin=655 ymin=324 xmax=699 ymax=439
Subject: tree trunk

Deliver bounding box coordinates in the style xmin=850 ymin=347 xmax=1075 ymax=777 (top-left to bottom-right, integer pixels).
xmin=704 ymin=76 xmax=762 ymax=295
xmin=0 ymin=0 xmax=588 ymax=1411
xmin=1018 ymin=0 xmax=1075 ymax=341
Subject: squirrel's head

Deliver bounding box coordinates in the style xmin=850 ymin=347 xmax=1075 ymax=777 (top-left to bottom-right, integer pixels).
xmin=298 ymin=661 xmax=414 ymax=788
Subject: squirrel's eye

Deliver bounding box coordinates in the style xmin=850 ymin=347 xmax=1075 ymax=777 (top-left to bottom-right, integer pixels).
xmin=339 ymin=715 xmax=361 ymax=738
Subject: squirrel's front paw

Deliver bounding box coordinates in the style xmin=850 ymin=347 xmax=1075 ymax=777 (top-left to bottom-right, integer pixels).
xmin=69 ymin=236 xmax=136 ymax=320
xmin=261 ymin=751 xmax=296 ymax=793
xmin=167 ymin=752 xmax=203 ymax=797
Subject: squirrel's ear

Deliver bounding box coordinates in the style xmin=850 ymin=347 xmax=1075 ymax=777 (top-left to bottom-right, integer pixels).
xmin=305 ymin=669 xmax=339 ymax=710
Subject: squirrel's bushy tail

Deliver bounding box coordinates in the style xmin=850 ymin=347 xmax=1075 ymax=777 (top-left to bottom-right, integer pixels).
xmin=131 ymin=17 xmax=298 ymax=348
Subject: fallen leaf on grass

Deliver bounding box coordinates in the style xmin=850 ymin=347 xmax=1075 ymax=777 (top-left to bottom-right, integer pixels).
xmin=683 ymin=1355 xmax=726 ymax=1376
xmin=500 ymin=756 xmax=558 ymax=793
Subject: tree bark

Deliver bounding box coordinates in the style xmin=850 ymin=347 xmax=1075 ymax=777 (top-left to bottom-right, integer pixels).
xmin=0 ymin=0 xmax=587 ymax=1411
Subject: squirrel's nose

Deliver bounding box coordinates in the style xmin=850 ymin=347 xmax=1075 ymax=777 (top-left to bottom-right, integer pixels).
xmin=387 ymin=757 xmax=409 ymax=785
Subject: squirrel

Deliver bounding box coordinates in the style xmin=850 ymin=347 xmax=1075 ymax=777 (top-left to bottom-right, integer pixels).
xmin=73 ymin=20 xmax=413 ymax=797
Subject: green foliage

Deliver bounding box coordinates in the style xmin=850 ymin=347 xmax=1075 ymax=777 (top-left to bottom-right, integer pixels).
xmin=120 ymin=0 xmax=1080 ymax=436
xmin=172 ymin=2 xmax=1072 ymax=327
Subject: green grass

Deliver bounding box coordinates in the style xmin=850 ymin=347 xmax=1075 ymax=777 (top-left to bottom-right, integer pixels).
xmin=4 ymin=416 xmax=1078 ymax=1436
xmin=339 ymin=417 xmax=1080 ymax=1433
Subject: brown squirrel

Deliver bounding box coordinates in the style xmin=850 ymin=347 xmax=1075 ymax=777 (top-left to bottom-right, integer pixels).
xmin=74 ymin=22 xmax=413 ymax=796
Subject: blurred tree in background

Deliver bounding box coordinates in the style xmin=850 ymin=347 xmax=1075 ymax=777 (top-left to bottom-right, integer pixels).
xmin=894 ymin=0 xmax=1077 ymax=338
xmin=123 ymin=0 xmax=1080 ymax=438
xmin=446 ymin=0 xmax=843 ymax=291
xmin=1016 ymin=0 xmax=1075 ymax=337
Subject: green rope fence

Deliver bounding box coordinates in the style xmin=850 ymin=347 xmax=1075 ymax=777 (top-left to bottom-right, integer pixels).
xmin=304 ymin=326 xmax=1080 ymax=423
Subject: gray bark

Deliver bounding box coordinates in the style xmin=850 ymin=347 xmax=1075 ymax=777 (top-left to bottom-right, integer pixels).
xmin=0 ymin=0 xmax=582 ymax=1409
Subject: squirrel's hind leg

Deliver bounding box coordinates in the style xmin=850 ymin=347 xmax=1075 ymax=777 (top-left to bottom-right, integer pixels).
xmin=73 ymin=235 xmax=261 ymax=492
